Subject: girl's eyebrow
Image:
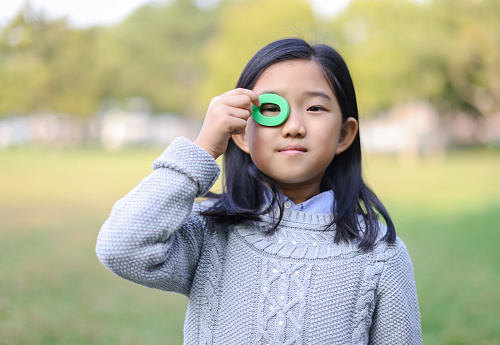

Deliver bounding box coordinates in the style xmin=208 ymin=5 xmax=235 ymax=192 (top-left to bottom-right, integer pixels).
xmin=305 ymin=91 xmax=332 ymax=102
xmin=258 ymin=90 xmax=332 ymax=102
xmin=258 ymin=90 xmax=280 ymax=96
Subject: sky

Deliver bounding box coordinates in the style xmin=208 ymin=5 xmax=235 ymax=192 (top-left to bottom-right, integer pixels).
xmin=0 ymin=0 xmax=352 ymax=28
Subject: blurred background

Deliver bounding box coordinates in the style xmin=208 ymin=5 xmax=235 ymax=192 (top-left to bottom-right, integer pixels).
xmin=0 ymin=0 xmax=499 ymax=344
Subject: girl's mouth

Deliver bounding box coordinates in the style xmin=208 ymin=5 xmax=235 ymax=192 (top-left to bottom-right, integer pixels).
xmin=278 ymin=145 xmax=308 ymax=155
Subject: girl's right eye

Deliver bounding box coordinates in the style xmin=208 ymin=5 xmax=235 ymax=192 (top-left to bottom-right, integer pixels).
xmin=308 ymin=106 xmax=325 ymax=112
xmin=260 ymin=103 xmax=281 ymax=117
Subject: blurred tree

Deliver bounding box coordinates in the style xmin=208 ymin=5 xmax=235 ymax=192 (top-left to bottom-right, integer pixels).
xmin=97 ymin=0 xmax=219 ymax=116
xmin=0 ymin=4 xmax=103 ymax=118
xmin=197 ymin=0 xmax=318 ymax=113
xmin=0 ymin=5 xmax=56 ymax=116
xmin=327 ymin=0 xmax=500 ymax=118
xmin=47 ymin=28 xmax=104 ymax=117
xmin=327 ymin=0 xmax=446 ymax=116
xmin=1 ymin=0 xmax=498 ymax=121
xmin=435 ymin=0 xmax=500 ymax=118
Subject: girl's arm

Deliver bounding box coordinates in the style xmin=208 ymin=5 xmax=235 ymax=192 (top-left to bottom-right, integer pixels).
xmin=96 ymin=137 xmax=220 ymax=296
xmin=369 ymin=239 xmax=422 ymax=344
xmin=96 ymin=88 xmax=258 ymax=295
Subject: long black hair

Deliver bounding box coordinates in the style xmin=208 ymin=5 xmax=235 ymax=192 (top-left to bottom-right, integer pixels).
xmin=202 ymin=38 xmax=395 ymax=251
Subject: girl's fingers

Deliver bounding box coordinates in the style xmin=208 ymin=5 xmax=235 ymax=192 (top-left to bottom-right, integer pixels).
xmin=222 ymin=88 xmax=260 ymax=107
xmin=238 ymin=88 xmax=261 ymax=107
xmin=222 ymin=96 xmax=255 ymax=116
xmin=195 ymin=88 xmax=260 ymax=158
xmin=226 ymin=117 xmax=248 ymax=135
xmin=226 ymin=106 xmax=253 ymax=121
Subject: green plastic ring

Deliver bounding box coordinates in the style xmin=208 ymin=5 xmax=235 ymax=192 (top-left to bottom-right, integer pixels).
xmin=252 ymin=94 xmax=290 ymax=127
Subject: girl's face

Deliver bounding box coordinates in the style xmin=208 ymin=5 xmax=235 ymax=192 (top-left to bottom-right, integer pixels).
xmin=233 ymin=59 xmax=357 ymax=201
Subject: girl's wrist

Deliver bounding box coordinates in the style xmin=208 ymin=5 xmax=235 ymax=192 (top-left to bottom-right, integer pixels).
xmin=194 ymin=137 xmax=221 ymax=160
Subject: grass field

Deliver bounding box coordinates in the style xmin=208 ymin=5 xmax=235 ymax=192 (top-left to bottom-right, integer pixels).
xmin=1 ymin=147 xmax=499 ymax=344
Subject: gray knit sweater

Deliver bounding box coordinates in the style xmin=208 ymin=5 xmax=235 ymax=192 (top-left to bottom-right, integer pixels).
xmin=96 ymin=137 xmax=421 ymax=345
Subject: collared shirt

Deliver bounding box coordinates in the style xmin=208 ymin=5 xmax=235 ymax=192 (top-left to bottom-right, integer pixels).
xmin=264 ymin=189 xmax=335 ymax=215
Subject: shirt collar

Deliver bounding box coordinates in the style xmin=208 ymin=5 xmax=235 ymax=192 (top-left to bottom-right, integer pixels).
xmin=263 ymin=189 xmax=335 ymax=215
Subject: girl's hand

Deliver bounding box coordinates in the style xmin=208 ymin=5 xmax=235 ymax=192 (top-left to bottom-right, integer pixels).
xmin=195 ymin=88 xmax=260 ymax=159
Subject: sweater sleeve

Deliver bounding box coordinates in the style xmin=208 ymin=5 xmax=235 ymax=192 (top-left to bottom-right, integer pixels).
xmin=95 ymin=137 xmax=220 ymax=296
xmin=369 ymin=239 xmax=422 ymax=344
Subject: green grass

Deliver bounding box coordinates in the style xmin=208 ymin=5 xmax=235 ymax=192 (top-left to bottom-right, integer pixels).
xmin=364 ymin=151 xmax=500 ymax=345
xmin=1 ymin=147 xmax=499 ymax=344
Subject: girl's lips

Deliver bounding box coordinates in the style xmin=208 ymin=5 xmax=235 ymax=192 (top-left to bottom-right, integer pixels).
xmin=278 ymin=145 xmax=308 ymax=154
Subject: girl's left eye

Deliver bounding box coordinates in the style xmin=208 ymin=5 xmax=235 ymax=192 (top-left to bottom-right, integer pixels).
xmin=308 ymin=106 xmax=325 ymax=112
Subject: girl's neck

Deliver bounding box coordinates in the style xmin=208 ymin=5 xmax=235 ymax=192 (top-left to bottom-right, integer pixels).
xmin=277 ymin=180 xmax=321 ymax=205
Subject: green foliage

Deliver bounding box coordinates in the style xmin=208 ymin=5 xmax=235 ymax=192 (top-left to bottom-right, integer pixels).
xmin=96 ymin=0 xmax=219 ymax=115
xmin=0 ymin=0 xmax=499 ymax=118
xmin=330 ymin=0 xmax=500 ymax=117
xmin=436 ymin=0 xmax=500 ymax=118
xmin=0 ymin=5 xmax=104 ymax=117
xmin=329 ymin=0 xmax=440 ymax=114
xmin=197 ymin=0 xmax=317 ymax=110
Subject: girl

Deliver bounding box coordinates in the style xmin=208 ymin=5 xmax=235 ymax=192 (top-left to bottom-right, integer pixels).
xmin=96 ymin=38 xmax=421 ymax=344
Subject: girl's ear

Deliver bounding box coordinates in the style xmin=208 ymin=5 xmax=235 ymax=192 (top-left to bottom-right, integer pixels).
xmin=231 ymin=132 xmax=250 ymax=154
xmin=335 ymin=117 xmax=358 ymax=154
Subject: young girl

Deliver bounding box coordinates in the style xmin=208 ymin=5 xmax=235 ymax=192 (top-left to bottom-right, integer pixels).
xmin=96 ymin=38 xmax=421 ymax=344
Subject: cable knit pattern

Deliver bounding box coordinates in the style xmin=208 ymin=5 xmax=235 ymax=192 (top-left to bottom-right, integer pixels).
xmin=256 ymin=258 xmax=312 ymax=345
xmin=237 ymin=217 xmax=362 ymax=261
xmin=199 ymin=230 xmax=224 ymax=344
xmin=96 ymin=137 xmax=421 ymax=345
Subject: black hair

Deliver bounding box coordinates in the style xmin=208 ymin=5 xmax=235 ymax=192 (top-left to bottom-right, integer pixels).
xmin=202 ymin=38 xmax=395 ymax=251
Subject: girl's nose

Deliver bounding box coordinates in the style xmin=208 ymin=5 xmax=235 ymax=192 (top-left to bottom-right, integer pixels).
xmin=281 ymin=108 xmax=306 ymax=138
